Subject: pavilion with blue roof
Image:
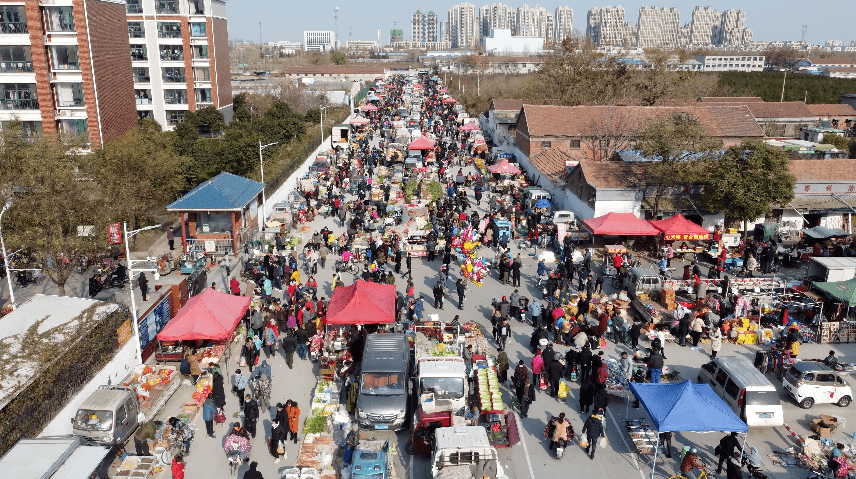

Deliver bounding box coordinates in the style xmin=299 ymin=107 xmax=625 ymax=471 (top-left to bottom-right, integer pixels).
xmin=167 ymin=172 xmax=264 ymax=254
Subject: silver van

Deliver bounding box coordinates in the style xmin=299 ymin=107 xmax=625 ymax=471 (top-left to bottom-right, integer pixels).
xmin=357 ymin=334 xmax=411 ymax=431
xmin=72 ymin=386 xmax=142 ymax=445
xmin=697 ymin=357 xmax=784 ymax=426
xmin=623 ymin=267 xmax=663 ymax=298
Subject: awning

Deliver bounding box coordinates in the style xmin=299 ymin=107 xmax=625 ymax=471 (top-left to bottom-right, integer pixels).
xmin=648 ymin=214 xmax=711 ymax=241
xmin=460 ymin=122 xmax=481 ymax=131
xmin=802 ymin=225 xmax=850 ymax=239
xmin=582 ymin=212 xmax=660 ymax=236
xmin=813 ymin=278 xmax=856 ymax=305
xmin=349 ymin=116 xmax=370 ymax=125
xmin=442 ymin=97 xmax=457 ymax=103
xmin=326 ymin=280 xmax=395 ymax=325
xmin=788 ymin=194 xmax=856 ymax=212
xmin=158 ymin=288 xmax=251 ymax=341
xmin=487 ymin=159 xmax=521 ymax=174
xmin=408 ymin=136 xmax=436 ymax=150
xmin=360 ymin=104 xmax=378 ymax=111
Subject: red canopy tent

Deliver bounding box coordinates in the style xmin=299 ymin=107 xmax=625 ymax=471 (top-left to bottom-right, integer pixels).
xmin=460 ymin=122 xmax=481 ymax=131
xmin=487 ymin=159 xmax=521 ymax=174
xmin=326 ymin=280 xmax=395 ymax=325
xmin=349 ymin=116 xmax=370 ymax=125
xmin=442 ymin=97 xmax=457 ymax=103
xmin=360 ymin=104 xmax=378 ymax=111
xmin=582 ymin=212 xmax=660 ymax=236
xmin=408 ymin=136 xmax=436 ymax=150
xmin=157 ymin=288 xmax=251 ymax=341
xmin=648 ymin=214 xmax=710 ymax=241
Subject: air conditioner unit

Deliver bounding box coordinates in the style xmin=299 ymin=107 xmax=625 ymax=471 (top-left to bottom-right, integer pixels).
xmin=58 ymin=110 xmax=72 ymax=117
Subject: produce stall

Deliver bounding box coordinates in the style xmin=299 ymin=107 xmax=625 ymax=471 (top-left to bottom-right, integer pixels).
xmin=474 ymin=360 xmax=519 ymax=448
xmin=121 ymin=364 xmax=181 ymax=417
xmin=625 ymin=419 xmax=659 ymax=455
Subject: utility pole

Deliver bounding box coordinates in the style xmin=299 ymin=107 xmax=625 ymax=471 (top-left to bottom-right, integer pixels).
xmin=780 ymin=71 xmax=787 ymax=102
xmin=334 ymin=7 xmax=340 ymax=49
xmin=258 ymin=21 xmax=262 ymax=59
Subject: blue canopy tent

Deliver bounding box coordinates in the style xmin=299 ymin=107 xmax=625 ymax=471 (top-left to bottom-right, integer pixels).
xmin=533 ymin=198 xmax=552 ymax=209
xmin=628 ymin=380 xmax=748 ymax=479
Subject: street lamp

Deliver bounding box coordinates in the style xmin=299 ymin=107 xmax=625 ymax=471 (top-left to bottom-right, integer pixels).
xmin=0 ymin=200 xmax=14 ymax=309
xmin=124 ymin=222 xmax=162 ymax=365
xmin=258 ymin=140 xmax=278 ymax=232
xmin=319 ymin=105 xmax=331 ymax=147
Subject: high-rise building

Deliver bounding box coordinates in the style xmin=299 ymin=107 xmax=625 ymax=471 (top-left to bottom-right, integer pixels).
xmin=303 ymin=31 xmax=336 ymax=51
xmin=689 ymin=6 xmax=719 ymax=46
xmin=390 ymin=29 xmax=404 ymax=44
xmin=554 ymin=6 xmax=573 ymax=45
xmin=515 ymin=4 xmax=553 ymax=46
xmin=438 ymin=20 xmax=448 ymax=43
xmin=479 ymin=3 xmax=514 ymax=38
xmin=715 ymin=9 xmax=751 ymax=47
xmin=586 ymin=6 xmax=635 ymax=47
xmin=412 ymin=10 xmax=438 ymax=43
xmin=0 ymin=0 xmax=138 ymax=145
xmin=448 ymin=2 xmax=478 ymax=49
xmin=635 ymin=6 xmax=680 ymax=48
xmin=126 ymin=0 xmax=232 ymax=130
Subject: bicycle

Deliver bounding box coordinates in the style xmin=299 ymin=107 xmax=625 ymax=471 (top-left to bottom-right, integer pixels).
xmin=668 ymin=469 xmax=709 ymax=479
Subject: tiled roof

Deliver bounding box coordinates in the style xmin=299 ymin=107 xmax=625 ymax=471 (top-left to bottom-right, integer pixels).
xmin=518 ymin=104 xmax=763 ymax=139
xmin=789 ymin=159 xmax=856 ymax=182
xmin=490 ymin=99 xmax=524 ymax=112
xmin=801 ymin=58 xmax=855 ymax=66
xmin=744 ymin=101 xmax=816 ymax=120
xmin=527 ymin=149 xmax=572 ymax=181
xmin=167 ymin=172 xmax=264 ymax=211
xmin=475 ymin=56 xmax=547 ymax=65
xmin=807 ymin=103 xmax=856 ymax=118
xmin=286 ymin=65 xmax=409 ymax=75
xmin=577 ymin=160 xmax=646 ymax=189
xmin=788 ymin=194 xmax=856 ymax=211
xmin=700 ymin=97 xmax=763 ymax=103
xmin=825 ymin=67 xmax=856 ymax=73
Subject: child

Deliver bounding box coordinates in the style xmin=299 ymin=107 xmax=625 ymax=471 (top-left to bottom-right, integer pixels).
xmin=171 ymin=455 xmax=184 ymax=479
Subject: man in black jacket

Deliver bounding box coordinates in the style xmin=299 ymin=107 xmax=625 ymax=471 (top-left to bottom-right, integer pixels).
xmin=581 ymin=410 xmax=605 ymax=459
xmin=716 ymin=432 xmax=741 ymax=474
xmin=433 ymin=281 xmax=444 ymax=309
xmin=295 ymin=323 xmax=310 ymax=360
xmin=456 ymin=279 xmax=466 ymax=309
xmin=649 ymin=347 xmax=665 ymax=383
xmin=281 ymin=332 xmax=298 ymax=369
xmin=242 ymin=394 xmax=259 ymax=438
xmin=590 ymin=351 xmax=604 ymax=385
xmin=593 ymin=384 xmax=609 ymax=412
xmin=547 ymin=354 xmax=564 ymax=400
xmin=579 ymin=344 xmax=593 ymax=383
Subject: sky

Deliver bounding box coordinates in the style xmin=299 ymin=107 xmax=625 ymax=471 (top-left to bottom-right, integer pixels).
xmin=226 ymin=1 xmax=855 ymax=47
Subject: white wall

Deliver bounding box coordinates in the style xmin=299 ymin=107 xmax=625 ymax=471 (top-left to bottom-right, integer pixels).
xmin=39 ymin=339 xmax=139 ymax=437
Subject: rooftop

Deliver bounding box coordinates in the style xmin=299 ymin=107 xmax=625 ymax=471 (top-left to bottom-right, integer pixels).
xmin=806 ymin=103 xmax=856 ymax=118
xmin=743 ymin=101 xmax=816 ymax=120
xmin=167 ymin=172 xmax=263 ymax=212
xmin=527 ymin=149 xmax=573 ymax=182
xmin=576 ymin=160 xmax=646 ymax=189
xmin=699 ymin=97 xmax=763 ymax=103
xmin=788 ymin=159 xmax=856 ymax=182
xmin=489 ymin=99 xmax=524 ymax=113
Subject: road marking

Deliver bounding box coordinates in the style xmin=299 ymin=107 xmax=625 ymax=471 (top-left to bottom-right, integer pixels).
xmin=514 ymin=412 xmax=536 ymax=479
xmin=605 ymin=406 xmax=647 ymax=479
xmin=408 ymin=453 xmax=413 ymax=479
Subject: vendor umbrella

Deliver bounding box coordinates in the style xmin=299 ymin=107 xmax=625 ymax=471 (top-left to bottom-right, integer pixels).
xmin=223 ymin=435 xmax=251 ymax=456
xmin=349 ymin=116 xmax=370 ymax=125
xmin=360 ymin=103 xmax=378 ymax=111
xmin=408 ymin=135 xmax=436 ymax=150
xmin=460 ymin=122 xmax=481 ymax=131
xmin=487 ymin=159 xmax=521 ymax=174
xmin=534 ymin=198 xmax=552 ymax=209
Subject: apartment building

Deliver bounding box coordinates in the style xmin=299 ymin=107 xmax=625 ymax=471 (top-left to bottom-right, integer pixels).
xmin=586 ymin=6 xmax=635 ymax=47
xmin=515 ymin=4 xmax=553 ymax=46
xmin=412 ymin=10 xmax=438 ymax=43
xmin=303 ymin=31 xmax=336 ymax=52
xmin=554 ymin=6 xmax=572 ymax=44
xmin=0 ymin=0 xmax=138 ymax=145
xmin=479 ymin=3 xmax=514 ymax=38
xmin=448 ymin=2 xmax=478 ymax=49
xmin=126 ymin=0 xmax=231 ymax=129
xmin=694 ymin=54 xmax=765 ymax=72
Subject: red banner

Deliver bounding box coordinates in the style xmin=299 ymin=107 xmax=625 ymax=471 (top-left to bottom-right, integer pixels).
xmin=107 ymin=223 xmax=122 ymax=245
xmin=664 ymin=233 xmax=710 ymax=241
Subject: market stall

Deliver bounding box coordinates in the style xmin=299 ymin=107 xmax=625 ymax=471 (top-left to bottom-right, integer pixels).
xmin=628 ymin=380 xmax=749 ymax=479
xmin=474 ymin=358 xmax=519 ymax=448
xmin=649 ymin=214 xmax=711 ymax=260
xmin=582 ymin=212 xmax=660 ymax=239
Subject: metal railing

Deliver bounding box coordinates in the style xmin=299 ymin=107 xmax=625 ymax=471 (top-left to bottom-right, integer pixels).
xmin=51 ymin=62 xmax=79 ymax=70
xmin=0 ymin=61 xmax=33 ymax=73
xmin=133 ymin=75 xmax=150 ymax=83
xmin=186 ymin=238 xmax=233 ymax=255
xmin=0 ymin=22 xmax=27 ymax=34
xmin=0 ymin=98 xmax=39 ymax=110
xmin=160 ymin=52 xmax=183 ymax=61
xmin=156 ymin=1 xmax=178 ymax=14
xmin=56 ymin=98 xmax=84 ymax=107
xmin=163 ymin=94 xmax=187 ymax=105
xmin=162 ymin=75 xmax=186 ymax=83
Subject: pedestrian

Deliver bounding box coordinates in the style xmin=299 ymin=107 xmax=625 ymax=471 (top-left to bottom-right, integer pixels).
xmin=579 ymin=378 xmax=595 ymax=413
xmin=547 ymin=353 xmax=564 ymax=400
xmin=134 ymin=419 xmax=160 ymax=455
xmin=166 ymin=227 xmax=175 ymax=251
xmin=529 ymin=298 xmax=541 ymax=327
xmin=202 ymin=399 xmax=216 ymax=437
xmin=649 ymin=347 xmax=664 ymax=384
xmin=593 ymin=383 xmax=609 ymax=411
xmin=415 ymin=295 xmax=425 ymax=321
xmin=232 ymin=369 xmax=248 ymax=408
xmin=243 ymin=461 xmax=265 ymax=479
xmin=716 ymin=432 xmax=741 ymax=474
xmin=282 ymin=331 xmax=297 ymax=369
xmin=171 ymin=455 xmax=185 ymax=479
xmin=405 ymin=253 xmax=412 ymax=279
xmin=658 ymin=431 xmax=673 ymax=458
xmin=185 ymin=349 xmax=201 ymax=384
xmin=690 ymin=314 xmax=705 ymax=347
xmin=462 ymin=345 xmax=473 ymax=378
xmin=710 ymin=326 xmax=722 ymax=358
xmin=581 ymin=409 xmax=605 ymax=460
xmin=579 ymin=343 xmax=592 ymax=383
xmin=433 ymin=281 xmax=444 ymax=309
xmin=497 ymin=318 xmax=510 ymax=350
xmin=496 ymin=349 xmax=509 ymax=383
xmin=168 ymin=417 xmax=193 ymax=455
xmin=319 ymin=243 xmax=328 ymax=269
xmin=619 ymin=351 xmax=632 ymax=385
xmin=230 ymin=277 xmax=241 ymax=295
xmin=210 ymin=371 xmax=226 ymax=409
xmin=264 ymin=325 xmax=277 ymax=358
xmin=242 ymin=339 xmax=257 ymax=372
xmin=288 ymin=401 xmax=301 ymax=443
xmin=270 ymin=421 xmax=287 ymax=464
xmin=456 ymin=279 xmax=466 ymax=309
xmin=531 ymin=349 xmax=545 ymax=390
xmin=138 ymin=272 xmax=149 ymax=301
xmin=243 ymin=393 xmax=259 ymax=438
xmin=628 ymin=322 xmax=642 ymax=349
xmin=590 ymin=351 xmax=604 ymax=386
xmin=295 ymin=323 xmax=309 ymax=360
xmin=726 ymin=451 xmax=743 ymax=479
xmin=518 ymin=377 xmax=535 ymax=418
xmin=512 ymin=359 xmax=529 ymax=390
xmin=223 ymin=253 xmax=232 ymax=278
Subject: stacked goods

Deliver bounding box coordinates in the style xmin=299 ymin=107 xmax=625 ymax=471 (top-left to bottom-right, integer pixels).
xmin=477 ymin=368 xmax=503 ymax=412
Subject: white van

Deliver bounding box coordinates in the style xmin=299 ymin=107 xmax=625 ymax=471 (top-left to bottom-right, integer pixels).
xmin=697 ymin=357 xmax=784 ymax=426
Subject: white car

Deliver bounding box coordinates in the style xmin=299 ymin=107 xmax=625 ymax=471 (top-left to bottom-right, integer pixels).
xmin=783 ymin=362 xmax=852 ymax=408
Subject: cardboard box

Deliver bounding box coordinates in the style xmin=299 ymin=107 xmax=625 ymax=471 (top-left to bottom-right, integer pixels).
xmin=810 ymin=415 xmax=839 ymax=437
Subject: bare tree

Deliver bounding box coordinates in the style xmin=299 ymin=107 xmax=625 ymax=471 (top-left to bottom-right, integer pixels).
xmin=582 ymin=107 xmax=638 ymax=161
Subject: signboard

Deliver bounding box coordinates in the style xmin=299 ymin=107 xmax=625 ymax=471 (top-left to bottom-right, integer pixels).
xmin=117 ymin=319 xmax=133 ymax=346
xmin=107 ymin=223 xmax=122 ymax=244
xmin=138 ymin=295 xmax=171 ymax=349
xmin=663 ymin=232 xmax=710 ymax=241
xmin=201 ymin=223 xmax=210 ymax=233
xmin=204 ymin=240 xmax=216 ymax=252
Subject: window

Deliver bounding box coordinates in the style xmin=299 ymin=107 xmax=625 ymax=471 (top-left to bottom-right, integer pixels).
xmin=1 ymin=120 xmax=42 ymax=138
xmin=714 ymin=369 xmax=728 ymax=386
xmin=599 ymin=140 xmax=608 ymax=148
xmin=188 ymin=0 xmax=205 ymax=15
xmin=157 ymin=22 xmax=180 ymax=38
xmin=135 ymin=89 xmax=151 ymax=105
xmin=128 ymin=21 xmax=144 ymax=38
xmin=126 ymin=0 xmax=142 ymax=14
xmin=0 ymin=46 xmax=33 ymax=73
xmin=162 ymin=67 xmax=185 ymax=83
xmin=804 ymin=373 xmax=815 ymax=381
xmin=193 ymin=67 xmax=210 ymax=82
xmin=192 ymin=45 xmax=208 ymax=59
xmin=160 ymin=45 xmax=183 ymax=61
xmin=166 ymin=110 xmax=185 ymax=126
xmin=58 ymin=119 xmax=87 ymax=137
xmin=724 ymin=379 xmax=741 ymax=400
xmin=50 ymin=45 xmax=79 ymax=70
xmin=195 ymin=88 xmax=212 ymax=103
xmin=163 ymin=89 xmax=187 ymax=104
xmin=360 ymin=372 xmax=404 ymax=395
xmin=570 ymin=140 xmax=581 ymax=149
xmin=190 ymin=22 xmax=206 ymax=37
xmin=138 ymin=110 xmax=153 ymax=121
xmin=0 ymin=6 xmax=27 ymax=34
xmin=54 ymin=83 xmax=85 ymax=107
xmin=0 ymin=83 xmax=38 ymax=110
xmin=130 ymin=45 xmax=147 ymax=61
xmin=132 ymin=67 xmax=150 ymax=83
xmin=540 ymin=140 xmax=551 ymax=148
xmin=156 ymin=0 xmax=178 ymax=14
xmin=44 ymin=7 xmax=75 ymax=32
xmin=115 ymin=406 xmax=127 ymax=424
xmin=816 ymin=373 xmax=835 ymax=384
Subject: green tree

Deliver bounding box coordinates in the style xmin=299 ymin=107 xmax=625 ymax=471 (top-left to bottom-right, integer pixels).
xmin=641 ymin=113 xmax=723 ymax=217
xmin=305 ymin=107 xmax=321 ymax=124
xmin=0 ymin=127 xmax=103 ymax=296
xmin=330 ymin=51 xmax=347 ymax=65
xmin=701 ymin=140 xmax=796 ymax=234
xmin=256 ymin=101 xmax=306 ymax=144
xmin=820 ymin=132 xmax=850 ymax=151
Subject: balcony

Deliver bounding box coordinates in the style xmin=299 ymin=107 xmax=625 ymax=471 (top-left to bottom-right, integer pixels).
xmin=133 ymin=74 xmax=150 ymax=83
xmin=157 ymin=23 xmax=181 ymax=39
xmin=44 ymin=7 xmax=75 ymax=33
xmin=0 ymin=22 xmax=27 ymax=34
xmin=130 ymin=47 xmax=148 ymax=62
xmin=56 ymin=98 xmax=84 ymax=107
xmin=164 ymin=95 xmax=187 ymax=105
xmin=0 ymin=61 xmax=34 ymax=73
xmin=160 ymin=51 xmax=183 ymax=62
xmin=162 ymin=75 xmax=185 ymax=83
xmin=126 ymin=4 xmax=142 ymax=14
xmin=190 ymin=23 xmax=206 ymax=38
xmin=0 ymin=98 xmax=39 ymax=110
xmin=156 ymin=0 xmax=178 ymax=14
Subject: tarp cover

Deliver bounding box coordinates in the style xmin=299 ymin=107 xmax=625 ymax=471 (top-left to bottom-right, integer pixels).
xmin=487 ymin=159 xmax=521 ymax=174
xmin=326 ymin=280 xmax=396 ymax=325
xmin=582 ymin=212 xmax=660 ymax=236
xmin=649 ymin=214 xmax=711 ymax=241
xmin=813 ymin=277 xmax=856 ymax=305
xmin=158 ymin=288 xmax=251 ymax=341
xmin=628 ymin=380 xmax=748 ymax=433
xmin=802 ymin=226 xmax=849 ymax=239
xmin=408 ymin=136 xmax=436 ymax=150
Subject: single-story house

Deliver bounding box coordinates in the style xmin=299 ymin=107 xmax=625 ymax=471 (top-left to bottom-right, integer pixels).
xmin=782 ymin=159 xmax=856 ymax=232
xmin=166 ymin=172 xmax=265 ymax=254
xmin=807 ymin=103 xmax=856 ymax=130
xmin=743 ymin=101 xmax=818 ymax=138
xmin=513 ymin=104 xmax=763 ymax=159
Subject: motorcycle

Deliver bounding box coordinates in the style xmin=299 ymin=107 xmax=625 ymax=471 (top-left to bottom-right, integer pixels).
xmin=544 ymin=417 xmax=574 ymax=460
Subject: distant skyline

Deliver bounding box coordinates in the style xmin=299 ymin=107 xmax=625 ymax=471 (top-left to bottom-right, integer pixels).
xmin=227 ymin=1 xmax=855 ymax=47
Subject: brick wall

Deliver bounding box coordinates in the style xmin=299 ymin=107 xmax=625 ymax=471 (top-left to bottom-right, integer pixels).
xmin=181 ymin=17 xmax=195 ymax=111
xmin=84 ymin=0 xmax=138 ymax=145
xmin=211 ymin=17 xmax=231 ymax=108
xmin=23 ymin=1 xmax=56 ymax=136
xmin=70 ymin=0 xmax=99 ymax=144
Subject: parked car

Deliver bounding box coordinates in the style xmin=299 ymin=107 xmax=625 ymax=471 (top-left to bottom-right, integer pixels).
xmin=783 ymin=362 xmax=853 ymax=409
